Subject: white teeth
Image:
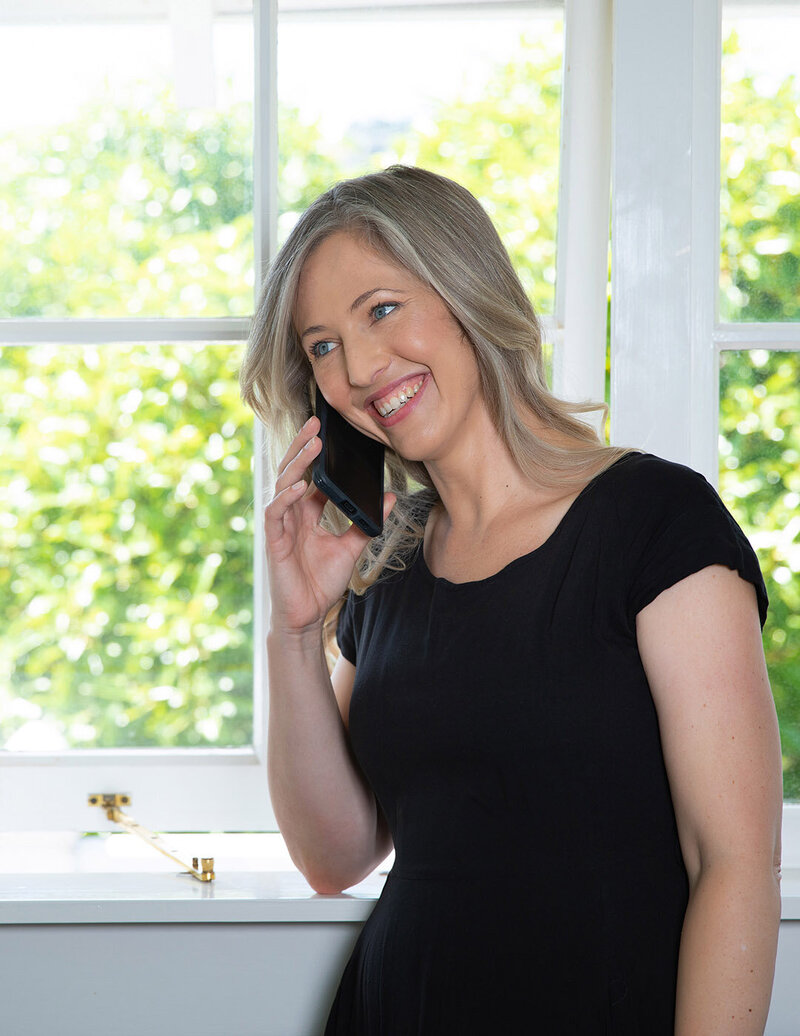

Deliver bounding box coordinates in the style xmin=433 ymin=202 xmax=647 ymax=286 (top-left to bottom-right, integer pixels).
xmin=375 ymin=378 xmax=423 ymax=418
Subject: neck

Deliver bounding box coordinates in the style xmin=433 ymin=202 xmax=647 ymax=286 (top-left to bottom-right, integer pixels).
xmin=422 ymin=407 xmax=539 ymax=539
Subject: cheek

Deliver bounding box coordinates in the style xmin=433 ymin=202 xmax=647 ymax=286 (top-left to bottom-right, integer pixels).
xmin=309 ymin=354 xmax=344 ymax=396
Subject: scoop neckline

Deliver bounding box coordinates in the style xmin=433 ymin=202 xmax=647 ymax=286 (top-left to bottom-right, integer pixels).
xmin=415 ymin=455 xmax=630 ymax=591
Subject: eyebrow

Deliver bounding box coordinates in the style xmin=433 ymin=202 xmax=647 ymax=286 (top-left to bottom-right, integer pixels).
xmin=299 ymin=287 xmax=403 ymax=340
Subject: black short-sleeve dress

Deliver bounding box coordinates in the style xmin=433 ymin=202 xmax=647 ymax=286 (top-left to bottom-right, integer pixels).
xmin=324 ymin=451 xmax=769 ymax=1035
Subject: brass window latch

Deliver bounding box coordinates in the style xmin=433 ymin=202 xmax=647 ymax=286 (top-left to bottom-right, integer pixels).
xmin=88 ymin=794 xmax=215 ymax=882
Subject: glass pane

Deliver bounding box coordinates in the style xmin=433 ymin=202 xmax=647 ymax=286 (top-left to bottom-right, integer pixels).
xmin=0 ymin=4 xmax=254 ymax=319
xmin=719 ymin=350 xmax=800 ymax=800
xmin=720 ymin=9 xmax=800 ymax=321
xmin=0 ymin=342 xmax=254 ymax=751
xmin=277 ymin=3 xmax=564 ymax=316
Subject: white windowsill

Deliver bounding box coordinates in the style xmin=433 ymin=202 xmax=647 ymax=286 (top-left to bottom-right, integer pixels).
xmin=0 ymin=832 xmax=388 ymax=924
xmin=3 ymin=832 xmax=800 ymax=926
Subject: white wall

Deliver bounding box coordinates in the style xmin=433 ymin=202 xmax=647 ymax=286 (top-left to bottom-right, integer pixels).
xmin=2 ymin=920 xmax=799 ymax=1034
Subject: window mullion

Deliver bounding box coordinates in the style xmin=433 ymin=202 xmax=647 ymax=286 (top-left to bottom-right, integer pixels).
xmin=688 ymin=0 xmax=723 ymax=485
xmin=714 ymin=324 xmax=800 ymax=350
xmin=0 ymin=318 xmax=250 ymax=345
xmin=610 ymin=0 xmax=697 ymax=464
xmin=552 ymin=0 xmax=611 ymax=413
xmin=251 ymin=0 xmax=278 ymax=768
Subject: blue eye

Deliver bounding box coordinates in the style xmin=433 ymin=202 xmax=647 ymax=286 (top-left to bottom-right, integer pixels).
xmin=372 ymin=303 xmax=397 ymax=321
xmin=311 ymin=339 xmax=337 ymax=359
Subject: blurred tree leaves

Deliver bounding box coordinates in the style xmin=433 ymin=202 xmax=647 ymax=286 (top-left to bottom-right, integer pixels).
xmin=717 ymin=31 xmax=800 ymax=797
xmin=0 ymin=342 xmax=256 ymax=748
xmin=719 ymin=350 xmax=800 ymax=797
xmin=721 ymin=30 xmax=800 ymax=322
xmin=386 ymin=35 xmax=561 ymax=316
xmin=0 ymin=89 xmax=254 ymax=319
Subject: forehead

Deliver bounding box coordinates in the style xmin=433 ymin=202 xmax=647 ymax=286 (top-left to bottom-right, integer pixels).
xmin=294 ymin=232 xmax=413 ymax=319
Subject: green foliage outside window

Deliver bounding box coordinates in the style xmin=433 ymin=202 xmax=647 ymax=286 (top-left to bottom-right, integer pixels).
xmin=719 ymin=351 xmax=800 ymax=799
xmin=389 ymin=37 xmax=562 ymax=316
xmin=718 ymin=30 xmax=800 ymax=798
xmin=721 ymin=31 xmax=800 ymax=323
xmin=1 ymin=342 xmax=254 ymax=748
xmin=0 ymin=92 xmax=253 ymax=319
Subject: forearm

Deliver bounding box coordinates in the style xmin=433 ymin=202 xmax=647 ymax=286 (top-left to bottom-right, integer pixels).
xmin=267 ymin=629 xmax=387 ymax=893
xmin=675 ymin=860 xmax=781 ymax=1034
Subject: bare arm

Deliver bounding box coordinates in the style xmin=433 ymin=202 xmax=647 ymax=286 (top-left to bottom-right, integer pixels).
xmin=265 ymin=416 xmax=393 ymax=893
xmin=637 ymin=565 xmax=782 ymax=1033
xmin=267 ymin=637 xmax=392 ymax=893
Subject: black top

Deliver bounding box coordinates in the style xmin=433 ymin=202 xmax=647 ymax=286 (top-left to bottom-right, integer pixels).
xmin=325 ymin=452 xmax=768 ymax=1035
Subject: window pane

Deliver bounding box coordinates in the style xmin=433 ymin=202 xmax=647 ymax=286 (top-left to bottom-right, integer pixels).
xmin=277 ymin=3 xmax=564 ymax=315
xmin=0 ymin=342 xmax=254 ymax=751
xmin=720 ymin=9 xmax=800 ymax=321
xmin=719 ymin=350 xmax=800 ymax=800
xmin=0 ymin=4 xmax=254 ymax=319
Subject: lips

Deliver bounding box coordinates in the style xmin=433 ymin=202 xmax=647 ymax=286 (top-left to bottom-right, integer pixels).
xmin=366 ymin=373 xmax=426 ymax=409
xmin=372 ymin=376 xmax=426 ymax=418
xmin=366 ymin=373 xmax=429 ymax=427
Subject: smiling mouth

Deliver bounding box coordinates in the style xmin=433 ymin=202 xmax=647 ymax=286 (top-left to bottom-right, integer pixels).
xmin=372 ymin=376 xmax=426 ymax=418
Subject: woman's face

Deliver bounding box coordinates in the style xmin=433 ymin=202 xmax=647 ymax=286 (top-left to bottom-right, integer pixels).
xmin=293 ymin=231 xmax=484 ymax=466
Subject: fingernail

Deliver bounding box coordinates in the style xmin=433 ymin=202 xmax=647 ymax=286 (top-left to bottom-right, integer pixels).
xmin=292 ymin=480 xmax=305 ymax=490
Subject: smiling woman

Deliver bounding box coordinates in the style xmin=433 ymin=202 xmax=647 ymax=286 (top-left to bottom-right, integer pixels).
xmin=241 ymin=165 xmax=626 ymax=594
xmin=238 ymin=165 xmax=781 ymax=1034
xmin=294 ymin=232 xmax=483 ymax=460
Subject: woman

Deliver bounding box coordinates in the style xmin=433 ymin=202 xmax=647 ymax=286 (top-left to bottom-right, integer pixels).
xmin=240 ymin=166 xmax=782 ymax=1034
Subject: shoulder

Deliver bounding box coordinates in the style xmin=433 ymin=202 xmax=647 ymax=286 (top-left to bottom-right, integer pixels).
xmin=596 ymin=452 xmax=769 ymax=628
xmin=589 ymin=449 xmax=733 ymax=537
xmin=594 ymin=450 xmax=712 ymax=509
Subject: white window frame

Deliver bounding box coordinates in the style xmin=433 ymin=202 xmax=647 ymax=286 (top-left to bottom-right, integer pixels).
xmin=610 ymin=0 xmax=800 ymax=864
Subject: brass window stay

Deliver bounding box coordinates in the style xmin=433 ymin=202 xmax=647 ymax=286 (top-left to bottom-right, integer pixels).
xmin=88 ymin=793 xmax=215 ymax=882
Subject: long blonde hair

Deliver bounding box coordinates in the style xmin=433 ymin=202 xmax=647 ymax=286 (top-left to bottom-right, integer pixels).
xmin=240 ymin=165 xmax=638 ymax=599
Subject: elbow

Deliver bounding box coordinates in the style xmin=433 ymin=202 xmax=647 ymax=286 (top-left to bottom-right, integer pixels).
xmin=292 ymin=847 xmax=372 ymax=895
xmin=687 ymin=852 xmax=783 ymax=907
xmin=307 ymin=874 xmax=349 ymax=895
xmin=282 ymin=816 xmax=392 ymax=895
xmin=303 ymin=861 xmax=366 ymax=895
xmin=301 ymin=841 xmax=390 ymax=894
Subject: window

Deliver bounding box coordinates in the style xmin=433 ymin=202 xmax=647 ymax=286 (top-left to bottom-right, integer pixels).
xmin=0 ymin=0 xmax=264 ymax=830
xmin=4 ymin=0 xmax=601 ymax=831
xmin=610 ymin=0 xmax=800 ymax=855
xmin=718 ymin=2 xmax=800 ymax=805
xmin=4 ymin=0 xmax=793 ymax=852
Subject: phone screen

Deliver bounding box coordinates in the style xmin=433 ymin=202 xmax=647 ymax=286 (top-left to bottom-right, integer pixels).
xmin=312 ymin=387 xmax=385 ymax=537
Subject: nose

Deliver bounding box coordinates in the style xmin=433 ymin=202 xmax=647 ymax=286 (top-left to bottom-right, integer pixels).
xmin=342 ymin=333 xmax=390 ymax=389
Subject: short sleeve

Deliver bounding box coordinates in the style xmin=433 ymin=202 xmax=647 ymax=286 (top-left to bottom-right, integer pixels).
xmin=336 ymin=591 xmax=358 ymax=665
xmin=625 ymin=459 xmax=769 ymax=629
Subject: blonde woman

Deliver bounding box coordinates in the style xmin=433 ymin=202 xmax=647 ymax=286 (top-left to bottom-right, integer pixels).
xmin=240 ymin=166 xmax=781 ymax=1034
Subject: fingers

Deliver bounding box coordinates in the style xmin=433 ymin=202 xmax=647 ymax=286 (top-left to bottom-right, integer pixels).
xmin=276 ymin=416 xmax=319 ymax=481
xmin=264 ymin=478 xmax=308 ymax=545
xmin=274 ymin=423 xmax=322 ymax=499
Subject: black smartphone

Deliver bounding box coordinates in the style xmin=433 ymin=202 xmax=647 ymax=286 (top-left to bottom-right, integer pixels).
xmin=312 ymin=386 xmax=385 ymax=538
